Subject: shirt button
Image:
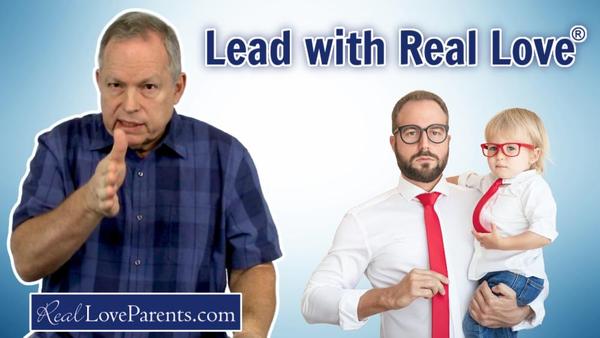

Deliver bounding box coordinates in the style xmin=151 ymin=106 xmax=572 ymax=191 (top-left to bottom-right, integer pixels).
xmin=134 ymin=259 xmax=141 ymax=266
xmin=136 ymin=214 xmax=144 ymax=221
xmin=137 ymin=170 xmax=144 ymax=177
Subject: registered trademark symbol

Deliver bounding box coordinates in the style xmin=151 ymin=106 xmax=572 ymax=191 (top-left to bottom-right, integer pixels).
xmin=570 ymin=25 xmax=587 ymax=43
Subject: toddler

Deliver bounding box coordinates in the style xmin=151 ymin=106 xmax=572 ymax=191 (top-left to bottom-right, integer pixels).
xmin=456 ymin=108 xmax=558 ymax=338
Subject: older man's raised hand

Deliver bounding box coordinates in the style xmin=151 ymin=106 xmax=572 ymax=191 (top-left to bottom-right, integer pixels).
xmin=84 ymin=128 xmax=128 ymax=217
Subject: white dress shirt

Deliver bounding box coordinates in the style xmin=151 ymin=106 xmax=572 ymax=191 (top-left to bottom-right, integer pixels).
xmin=302 ymin=175 xmax=546 ymax=338
xmin=458 ymin=170 xmax=558 ymax=280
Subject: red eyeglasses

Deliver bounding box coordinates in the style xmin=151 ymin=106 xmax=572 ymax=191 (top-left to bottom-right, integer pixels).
xmin=480 ymin=142 xmax=535 ymax=157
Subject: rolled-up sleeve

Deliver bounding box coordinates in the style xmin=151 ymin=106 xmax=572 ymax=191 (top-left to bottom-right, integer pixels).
xmin=458 ymin=171 xmax=493 ymax=193
xmin=301 ymin=213 xmax=371 ymax=329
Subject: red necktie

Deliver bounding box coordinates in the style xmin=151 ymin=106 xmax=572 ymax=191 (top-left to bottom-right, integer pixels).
xmin=416 ymin=192 xmax=449 ymax=338
xmin=472 ymin=178 xmax=503 ymax=233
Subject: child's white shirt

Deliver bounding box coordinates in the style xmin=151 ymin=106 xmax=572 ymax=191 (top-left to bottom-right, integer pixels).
xmin=458 ymin=169 xmax=558 ymax=281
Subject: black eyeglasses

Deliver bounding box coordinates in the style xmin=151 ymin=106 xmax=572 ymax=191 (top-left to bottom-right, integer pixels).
xmin=393 ymin=124 xmax=449 ymax=144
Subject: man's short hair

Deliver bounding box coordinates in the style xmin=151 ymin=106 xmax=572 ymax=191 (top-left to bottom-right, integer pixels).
xmin=391 ymin=90 xmax=449 ymax=132
xmin=98 ymin=11 xmax=181 ymax=81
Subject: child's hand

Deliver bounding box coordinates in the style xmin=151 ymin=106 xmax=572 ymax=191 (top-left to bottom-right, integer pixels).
xmin=472 ymin=224 xmax=506 ymax=250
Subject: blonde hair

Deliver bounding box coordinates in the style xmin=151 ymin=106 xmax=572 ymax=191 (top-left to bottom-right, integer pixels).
xmin=485 ymin=108 xmax=550 ymax=173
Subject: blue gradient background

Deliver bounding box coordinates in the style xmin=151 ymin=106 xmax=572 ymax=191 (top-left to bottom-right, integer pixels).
xmin=1 ymin=1 xmax=598 ymax=337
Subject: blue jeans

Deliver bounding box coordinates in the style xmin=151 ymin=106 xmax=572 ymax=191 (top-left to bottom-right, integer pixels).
xmin=463 ymin=271 xmax=544 ymax=338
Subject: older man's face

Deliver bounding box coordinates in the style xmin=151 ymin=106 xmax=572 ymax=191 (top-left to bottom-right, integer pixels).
xmin=389 ymin=100 xmax=450 ymax=183
xmin=96 ymin=31 xmax=185 ymax=157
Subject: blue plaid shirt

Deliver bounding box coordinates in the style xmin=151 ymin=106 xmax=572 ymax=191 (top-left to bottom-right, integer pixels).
xmin=13 ymin=112 xmax=281 ymax=337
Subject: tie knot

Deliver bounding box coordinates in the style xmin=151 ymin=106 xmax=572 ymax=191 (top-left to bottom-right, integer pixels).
xmin=492 ymin=178 xmax=503 ymax=188
xmin=416 ymin=192 xmax=441 ymax=207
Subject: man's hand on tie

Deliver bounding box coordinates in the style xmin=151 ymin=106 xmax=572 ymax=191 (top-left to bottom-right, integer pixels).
xmin=381 ymin=268 xmax=448 ymax=310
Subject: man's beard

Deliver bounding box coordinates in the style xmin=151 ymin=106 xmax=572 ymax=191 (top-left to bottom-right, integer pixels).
xmin=394 ymin=147 xmax=448 ymax=183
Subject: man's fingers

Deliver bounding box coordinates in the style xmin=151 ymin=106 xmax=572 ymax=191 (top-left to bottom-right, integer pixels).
xmin=419 ymin=279 xmax=446 ymax=296
xmin=95 ymin=184 xmax=115 ymax=201
xmin=98 ymin=194 xmax=120 ymax=216
xmin=100 ymin=197 xmax=115 ymax=211
xmin=491 ymin=283 xmax=516 ymax=298
xmin=104 ymin=185 xmax=116 ymax=200
xmin=400 ymin=269 xmax=448 ymax=303
xmin=87 ymin=135 xmax=126 ymax=217
xmin=430 ymin=271 xmax=449 ymax=284
xmin=415 ymin=288 xmax=435 ymax=299
xmin=430 ymin=283 xmax=445 ymax=296
xmin=477 ymin=280 xmax=500 ymax=306
xmin=469 ymin=297 xmax=482 ymax=321
xmin=105 ymin=170 xmax=117 ymax=186
xmin=472 ymin=282 xmax=487 ymax=308
xmin=110 ymin=128 xmax=128 ymax=160
xmin=109 ymin=195 xmax=120 ymax=216
xmin=411 ymin=269 xmax=449 ymax=284
xmin=470 ymin=284 xmax=493 ymax=326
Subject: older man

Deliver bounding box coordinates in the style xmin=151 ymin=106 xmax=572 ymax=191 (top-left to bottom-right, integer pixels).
xmin=10 ymin=11 xmax=281 ymax=338
xmin=301 ymin=90 xmax=545 ymax=337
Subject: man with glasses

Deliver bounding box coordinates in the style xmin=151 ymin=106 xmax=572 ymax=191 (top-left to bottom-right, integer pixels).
xmin=301 ymin=90 xmax=546 ymax=337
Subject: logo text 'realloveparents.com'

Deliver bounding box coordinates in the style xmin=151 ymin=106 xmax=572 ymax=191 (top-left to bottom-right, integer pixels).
xmin=30 ymin=293 xmax=241 ymax=332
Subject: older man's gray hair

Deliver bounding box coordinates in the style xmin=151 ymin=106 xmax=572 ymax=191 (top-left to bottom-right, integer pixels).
xmin=98 ymin=11 xmax=181 ymax=82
